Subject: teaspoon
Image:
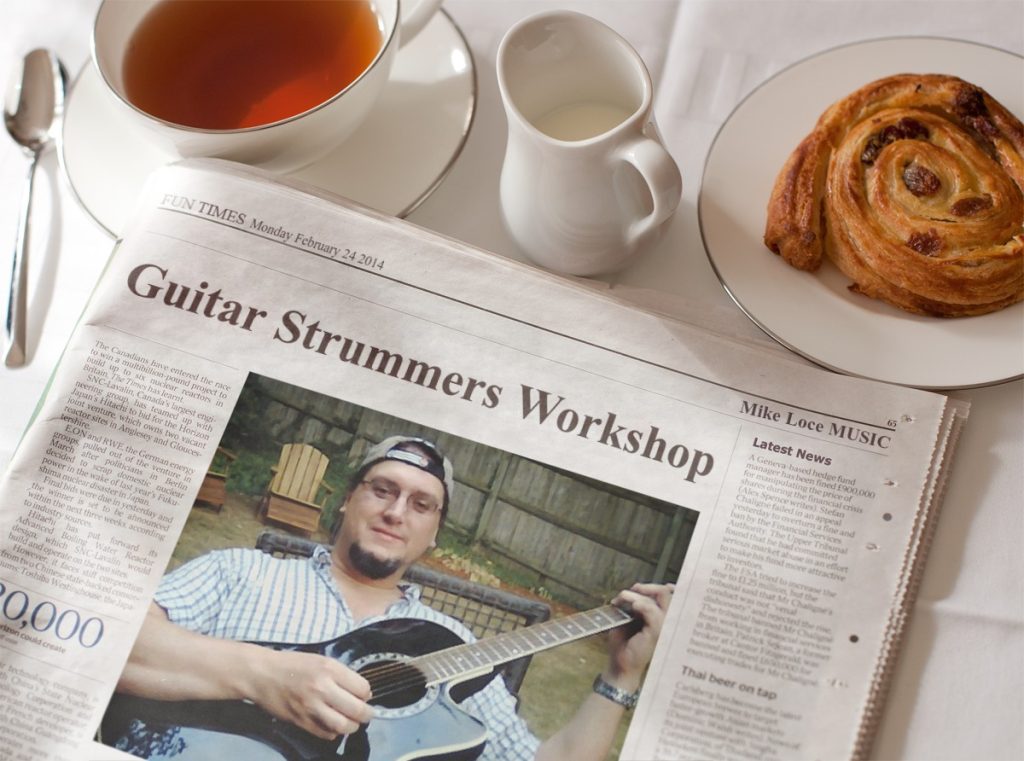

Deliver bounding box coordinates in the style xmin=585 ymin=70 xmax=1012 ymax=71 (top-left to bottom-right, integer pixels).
xmin=3 ymin=49 xmax=66 ymax=367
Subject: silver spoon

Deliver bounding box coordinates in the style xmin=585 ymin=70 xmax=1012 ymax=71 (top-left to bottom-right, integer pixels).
xmin=4 ymin=49 xmax=66 ymax=367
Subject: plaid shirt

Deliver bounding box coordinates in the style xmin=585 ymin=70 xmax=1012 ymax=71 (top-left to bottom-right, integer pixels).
xmin=155 ymin=546 xmax=540 ymax=760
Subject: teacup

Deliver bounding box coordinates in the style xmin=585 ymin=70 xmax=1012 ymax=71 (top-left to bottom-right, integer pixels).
xmin=92 ymin=0 xmax=443 ymax=173
xmin=497 ymin=11 xmax=681 ymax=276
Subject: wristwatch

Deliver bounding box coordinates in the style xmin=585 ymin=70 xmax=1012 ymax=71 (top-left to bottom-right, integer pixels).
xmin=592 ymin=674 xmax=639 ymax=709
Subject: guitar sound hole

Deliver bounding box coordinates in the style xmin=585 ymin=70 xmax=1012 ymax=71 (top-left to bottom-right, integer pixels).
xmin=362 ymin=659 xmax=428 ymax=709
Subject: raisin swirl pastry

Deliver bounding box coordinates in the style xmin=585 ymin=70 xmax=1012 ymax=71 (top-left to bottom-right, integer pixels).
xmin=764 ymin=74 xmax=1024 ymax=317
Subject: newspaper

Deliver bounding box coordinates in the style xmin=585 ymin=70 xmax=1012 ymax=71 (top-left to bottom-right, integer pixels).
xmin=0 ymin=159 xmax=965 ymax=761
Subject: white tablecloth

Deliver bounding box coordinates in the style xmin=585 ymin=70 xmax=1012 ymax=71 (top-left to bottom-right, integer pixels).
xmin=1 ymin=1 xmax=1021 ymax=758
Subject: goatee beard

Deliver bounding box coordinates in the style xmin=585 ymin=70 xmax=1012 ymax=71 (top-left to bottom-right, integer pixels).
xmin=348 ymin=541 xmax=402 ymax=580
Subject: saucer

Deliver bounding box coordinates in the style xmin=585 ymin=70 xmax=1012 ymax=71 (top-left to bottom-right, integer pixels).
xmin=61 ymin=10 xmax=476 ymax=236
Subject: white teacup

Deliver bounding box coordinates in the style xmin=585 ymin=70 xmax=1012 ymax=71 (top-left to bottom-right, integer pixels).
xmin=92 ymin=0 xmax=443 ymax=173
xmin=497 ymin=11 xmax=682 ymax=276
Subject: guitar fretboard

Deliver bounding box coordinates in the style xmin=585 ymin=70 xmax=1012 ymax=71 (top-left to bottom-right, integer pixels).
xmin=412 ymin=604 xmax=633 ymax=686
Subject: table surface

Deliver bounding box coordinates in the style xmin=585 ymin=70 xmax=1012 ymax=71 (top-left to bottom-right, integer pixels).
xmin=1 ymin=2 xmax=1021 ymax=759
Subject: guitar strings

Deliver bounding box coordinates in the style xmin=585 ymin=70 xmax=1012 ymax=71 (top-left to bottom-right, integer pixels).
xmin=353 ymin=645 xmax=488 ymax=698
xmin=349 ymin=620 xmax=582 ymax=691
xmin=349 ymin=605 xmax=630 ymax=688
xmin=361 ymin=661 xmax=499 ymax=700
xmin=345 ymin=606 xmax=633 ymax=700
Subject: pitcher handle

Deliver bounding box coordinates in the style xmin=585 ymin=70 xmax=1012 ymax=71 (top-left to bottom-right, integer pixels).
xmin=398 ymin=0 xmax=444 ymax=47
xmin=619 ymin=136 xmax=682 ymax=247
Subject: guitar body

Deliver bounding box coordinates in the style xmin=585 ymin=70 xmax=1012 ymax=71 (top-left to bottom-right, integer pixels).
xmin=102 ymin=619 xmax=498 ymax=761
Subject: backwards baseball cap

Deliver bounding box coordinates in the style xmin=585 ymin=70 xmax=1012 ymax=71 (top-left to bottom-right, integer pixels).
xmin=359 ymin=435 xmax=454 ymax=500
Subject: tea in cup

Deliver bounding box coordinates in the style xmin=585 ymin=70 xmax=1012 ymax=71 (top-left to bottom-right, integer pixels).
xmin=92 ymin=0 xmax=443 ymax=172
xmin=497 ymin=11 xmax=682 ymax=275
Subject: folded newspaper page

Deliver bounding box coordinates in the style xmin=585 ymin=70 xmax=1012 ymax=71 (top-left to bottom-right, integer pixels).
xmin=0 ymin=160 xmax=965 ymax=761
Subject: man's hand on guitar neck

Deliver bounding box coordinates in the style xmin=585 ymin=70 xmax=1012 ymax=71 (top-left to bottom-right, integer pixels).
xmin=605 ymin=582 xmax=675 ymax=693
xmin=118 ymin=602 xmax=374 ymax=741
xmin=536 ymin=582 xmax=673 ymax=761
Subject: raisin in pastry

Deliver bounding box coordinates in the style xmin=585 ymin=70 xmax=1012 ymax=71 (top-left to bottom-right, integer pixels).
xmin=764 ymin=74 xmax=1023 ymax=317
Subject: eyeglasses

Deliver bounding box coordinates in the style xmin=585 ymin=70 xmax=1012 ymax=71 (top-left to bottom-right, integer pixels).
xmin=360 ymin=478 xmax=442 ymax=516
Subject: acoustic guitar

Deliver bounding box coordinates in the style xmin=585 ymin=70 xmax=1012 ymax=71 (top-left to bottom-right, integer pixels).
xmin=102 ymin=603 xmax=637 ymax=761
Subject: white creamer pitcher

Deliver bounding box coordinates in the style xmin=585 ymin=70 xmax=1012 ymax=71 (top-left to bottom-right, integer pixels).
xmin=497 ymin=11 xmax=682 ymax=276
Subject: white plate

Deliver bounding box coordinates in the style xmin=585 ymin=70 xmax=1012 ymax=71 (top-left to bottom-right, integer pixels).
xmin=699 ymin=38 xmax=1023 ymax=390
xmin=61 ymin=10 xmax=476 ymax=235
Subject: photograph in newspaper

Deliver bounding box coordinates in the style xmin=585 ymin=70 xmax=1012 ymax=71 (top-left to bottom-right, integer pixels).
xmin=95 ymin=372 xmax=699 ymax=761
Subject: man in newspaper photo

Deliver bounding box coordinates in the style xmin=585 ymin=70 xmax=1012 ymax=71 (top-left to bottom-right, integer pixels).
xmin=101 ymin=435 xmax=673 ymax=760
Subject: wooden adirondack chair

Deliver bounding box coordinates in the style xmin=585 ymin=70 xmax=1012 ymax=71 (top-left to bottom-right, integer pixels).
xmin=258 ymin=443 xmax=335 ymax=534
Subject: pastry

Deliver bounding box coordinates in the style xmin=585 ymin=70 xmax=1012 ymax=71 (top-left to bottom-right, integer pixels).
xmin=764 ymin=73 xmax=1024 ymax=317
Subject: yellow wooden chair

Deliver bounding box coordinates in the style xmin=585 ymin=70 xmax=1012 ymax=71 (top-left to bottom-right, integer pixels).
xmin=258 ymin=443 xmax=335 ymax=534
